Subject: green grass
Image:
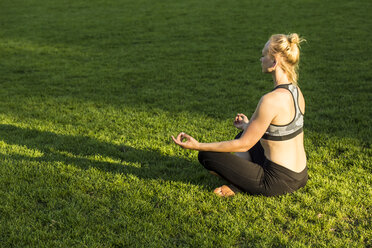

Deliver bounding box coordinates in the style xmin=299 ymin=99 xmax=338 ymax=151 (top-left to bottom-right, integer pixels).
xmin=0 ymin=0 xmax=371 ymax=247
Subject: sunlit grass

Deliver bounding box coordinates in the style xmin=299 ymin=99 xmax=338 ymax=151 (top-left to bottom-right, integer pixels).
xmin=0 ymin=0 xmax=371 ymax=247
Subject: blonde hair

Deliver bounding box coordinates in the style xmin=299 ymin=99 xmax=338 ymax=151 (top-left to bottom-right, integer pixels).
xmin=268 ymin=33 xmax=305 ymax=85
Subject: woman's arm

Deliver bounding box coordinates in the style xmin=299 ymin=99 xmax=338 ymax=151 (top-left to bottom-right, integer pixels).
xmin=172 ymin=94 xmax=278 ymax=152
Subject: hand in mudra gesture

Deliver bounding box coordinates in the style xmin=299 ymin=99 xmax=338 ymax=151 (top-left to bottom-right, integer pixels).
xmin=171 ymin=132 xmax=200 ymax=150
xmin=233 ymin=113 xmax=249 ymax=130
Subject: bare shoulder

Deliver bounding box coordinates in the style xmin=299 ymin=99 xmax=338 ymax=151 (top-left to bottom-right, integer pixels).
xmin=257 ymin=91 xmax=283 ymax=111
xmin=262 ymin=88 xmax=290 ymax=104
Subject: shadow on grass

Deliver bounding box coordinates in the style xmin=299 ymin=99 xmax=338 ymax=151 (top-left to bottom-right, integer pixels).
xmin=0 ymin=124 xmax=219 ymax=189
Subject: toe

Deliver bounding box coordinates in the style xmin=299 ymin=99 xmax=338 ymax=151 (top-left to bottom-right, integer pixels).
xmin=213 ymin=187 xmax=223 ymax=196
xmin=220 ymin=185 xmax=236 ymax=197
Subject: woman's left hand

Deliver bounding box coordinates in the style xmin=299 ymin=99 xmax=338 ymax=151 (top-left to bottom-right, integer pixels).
xmin=171 ymin=132 xmax=200 ymax=150
xmin=234 ymin=113 xmax=249 ymax=130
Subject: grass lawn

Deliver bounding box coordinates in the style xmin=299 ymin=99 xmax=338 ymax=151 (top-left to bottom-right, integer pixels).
xmin=0 ymin=0 xmax=371 ymax=247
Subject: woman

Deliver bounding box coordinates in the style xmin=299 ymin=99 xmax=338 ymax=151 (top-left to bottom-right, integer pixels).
xmin=172 ymin=33 xmax=307 ymax=197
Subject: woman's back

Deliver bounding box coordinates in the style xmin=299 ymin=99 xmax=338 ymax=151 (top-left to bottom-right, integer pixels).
xmin=260 ymin=86 xmax=306 ymax=172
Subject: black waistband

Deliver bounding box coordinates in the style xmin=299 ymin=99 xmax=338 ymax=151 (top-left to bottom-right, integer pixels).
xmin=264 ymin=159 xmax=308 ymax=181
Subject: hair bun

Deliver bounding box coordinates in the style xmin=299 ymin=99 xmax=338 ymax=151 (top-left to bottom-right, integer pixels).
xmin=287 ymin=33 xmax=305 ymax=46
xmin=288 ymin=33 xmax=300 ymax=45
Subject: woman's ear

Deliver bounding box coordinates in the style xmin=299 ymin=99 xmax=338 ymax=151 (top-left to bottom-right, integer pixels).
xmin=270 ymin=56 xmax=280 ymax=71
xmin=267 ymin=58 xmax=277 ymax=72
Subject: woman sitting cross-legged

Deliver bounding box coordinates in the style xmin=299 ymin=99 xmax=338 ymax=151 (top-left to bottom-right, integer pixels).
xmin=172 ymin=33 xmax=308 ymax=197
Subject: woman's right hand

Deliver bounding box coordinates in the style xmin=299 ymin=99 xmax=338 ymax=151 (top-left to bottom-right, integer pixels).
xmin=171 ymin=132 xmax=200 ymax=150
xmin=233 ymin=113 xmax=249 ymax=130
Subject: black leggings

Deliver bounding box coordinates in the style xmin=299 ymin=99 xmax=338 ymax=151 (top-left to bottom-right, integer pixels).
xmin=198 ymin=133 xmax=308 ymax=196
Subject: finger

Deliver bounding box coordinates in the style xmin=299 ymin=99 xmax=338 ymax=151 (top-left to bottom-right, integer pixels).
xmin=176 ymin=132 xmax=184 ymax=142
xmin=181 ymin=133 xmax=191 ymax=140
xmin=172 ymin=136 xmax=186 ymax=148
xmin=171 ymin=135 xmax=180 ymax=144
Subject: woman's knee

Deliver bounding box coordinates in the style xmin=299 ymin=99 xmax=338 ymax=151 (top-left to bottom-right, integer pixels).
xmin=198 ymin=151 xmax=209 ymax=165
xmin=198 ymin=151 xmax=215 ymax=170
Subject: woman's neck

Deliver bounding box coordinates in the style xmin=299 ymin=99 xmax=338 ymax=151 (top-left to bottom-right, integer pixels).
xmin=271 ymin=67 xmax=291 ymax=87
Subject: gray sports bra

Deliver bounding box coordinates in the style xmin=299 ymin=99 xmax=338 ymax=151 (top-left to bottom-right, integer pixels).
xmin=262 ymin=84 xmax=304 ymax=141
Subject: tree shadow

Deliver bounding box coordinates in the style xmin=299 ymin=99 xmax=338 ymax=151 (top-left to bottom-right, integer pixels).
xmin=0 ymin=124 xmax=220 ymax=190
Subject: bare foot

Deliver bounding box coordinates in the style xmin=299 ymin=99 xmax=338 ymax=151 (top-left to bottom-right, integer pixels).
xmin=213 ymin=185 xmax=241 ymax=197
